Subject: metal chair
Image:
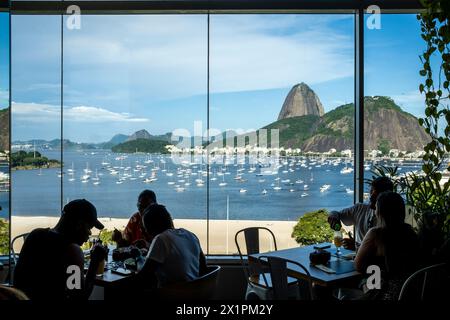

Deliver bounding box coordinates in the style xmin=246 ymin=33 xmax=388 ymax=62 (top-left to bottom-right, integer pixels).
xmin=157 ymin=265 xmax=221 ymax=300
xmin=235 ymin=227 xmax=297 ymax=300
xmin=398 ymin=262 xmax=449 ymax=301
xmin=258 ymin=255 xmax=314 ymax=300
xmin=6 ymin=233 xmax=30 ymax=284
xmin=10 ymin=233 xmax=30 ymax=266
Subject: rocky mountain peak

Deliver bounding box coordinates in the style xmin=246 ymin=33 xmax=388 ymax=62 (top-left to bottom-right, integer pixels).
xmin=127 ymin=129 xmax=152 ymax=141
xmin=277 ymin=83 xmax=325 ymax=120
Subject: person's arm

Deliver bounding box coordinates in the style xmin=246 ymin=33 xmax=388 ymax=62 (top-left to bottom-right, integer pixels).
xmin=354 ymin=228 xmax=377 ymax=273
xmin=112 ymin=229 xmax=129 ymax=248
xmin=135 ymin=235 xmax=165 ymax=289
xmin=338 ymin=205 xmax=359 ymax=226
xmin=65 ymin=244 xmax=103 ymax=300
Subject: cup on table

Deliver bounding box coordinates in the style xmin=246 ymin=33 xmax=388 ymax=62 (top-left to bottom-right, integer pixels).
xmin=96 ymin=258 xmax=105 ymax=276
xmin=333 ymin=230 xmax=343 ymax=255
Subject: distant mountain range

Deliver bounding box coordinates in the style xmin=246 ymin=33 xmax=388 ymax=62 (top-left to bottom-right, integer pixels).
xmin=12 ymin=129 xmax=177 ymax=153
xmin=10 ymin=82 xmax=429 ymax=154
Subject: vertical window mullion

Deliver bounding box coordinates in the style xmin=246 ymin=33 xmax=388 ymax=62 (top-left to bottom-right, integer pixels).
xmin=206 ymin=12 xmax=210 ymax=255
xmin=354 ymin=7 xmax=364 ymax=204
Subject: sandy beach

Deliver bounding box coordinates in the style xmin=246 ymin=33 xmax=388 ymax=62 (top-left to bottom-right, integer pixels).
xmin=11 ymin=216 xmax=301 ymax=254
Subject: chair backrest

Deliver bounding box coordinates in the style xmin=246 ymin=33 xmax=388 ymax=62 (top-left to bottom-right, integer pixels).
xmin=258 ymin=255 xmax=313 ymax=300
xmin=235 ymin=227 xmax=277 ymax=281
xmin=10 ymin=233 xmax=30 ymax=265
xmin=398 ymin=262 xmax=449 ymax=301
xmin=157 ymin=265 xmax=221 ymax=301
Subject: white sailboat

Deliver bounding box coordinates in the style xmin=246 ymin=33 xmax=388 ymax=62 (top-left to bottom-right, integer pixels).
xmin=83 ymin=162 xmax=92 ymax=174
xmin=273 ymin=180 xmax=282 ymax=191
xmin=340 ymin=163 xmax=354 ymax=174
xmin=219 ymin=174 xmax=227 ymax=187
xmin=210 ymin=169 xmax=217 ymax=181
xmin=92 ymin=169 xmax=100 ymax=181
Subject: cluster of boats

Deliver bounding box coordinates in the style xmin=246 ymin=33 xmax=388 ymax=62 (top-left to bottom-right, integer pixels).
xmin=54 ymin=154 xmax=362 ymax=198
xmin=0 ymin=171 xmax=9 ymax=192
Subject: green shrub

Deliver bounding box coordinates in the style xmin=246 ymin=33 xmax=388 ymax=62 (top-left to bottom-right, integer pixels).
xmin=99 ymin=229 xmax=113 ymax=245
xmin=0 ymin=218 xmax=9 ymax=255
xmin=291 ymin=209 xmax=333 ymax=246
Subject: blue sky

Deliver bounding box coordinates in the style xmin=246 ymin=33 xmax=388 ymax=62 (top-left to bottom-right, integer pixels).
xmin=0 ymin=13 xmax=427 ymax=142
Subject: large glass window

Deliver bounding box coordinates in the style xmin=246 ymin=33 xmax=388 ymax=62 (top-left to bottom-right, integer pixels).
xmin=5 ymin=7 xmax=426 ymax=256
xmin=0 ymin=12 xmax=9 ymax=264
xmin=364 ymin=14 xmax=426 ymax=221
xmin=209 ymin=14 xmax=355 ymax=254
xmin=11 ymin=16 xmax=62 ymax=248
xmin=63 ymin=15 xmax=208 ymax=249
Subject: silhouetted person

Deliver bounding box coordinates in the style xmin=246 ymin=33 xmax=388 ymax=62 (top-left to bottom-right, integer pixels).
xmin=354 ymin=191 xmax=420 ymax=300
xmin=13 ymin=199 xmax=107 ymax=300
xmin=328 ymin=176 xmax=394 ymax=250
xmin=112 ymin=190 xmax=156 ymax=249
xmin=137 ymin=204 xmax=207 ymax=289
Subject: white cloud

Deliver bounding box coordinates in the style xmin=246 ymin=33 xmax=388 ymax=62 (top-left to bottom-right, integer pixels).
xmin=391 ymin=90 xmax=424 ymax=105
xmin=15 ymin=15 xmax=354 ymax=101
xmin=11 ymin=102 xmax=149 ymax=123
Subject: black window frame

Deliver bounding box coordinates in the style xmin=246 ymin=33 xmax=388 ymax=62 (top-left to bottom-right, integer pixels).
xmin=0 ymin=1 xmax=425 ymax=266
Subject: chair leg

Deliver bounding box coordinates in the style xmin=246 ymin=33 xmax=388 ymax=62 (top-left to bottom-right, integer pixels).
xmin=245 ymin=283 xmax=273 ymax=300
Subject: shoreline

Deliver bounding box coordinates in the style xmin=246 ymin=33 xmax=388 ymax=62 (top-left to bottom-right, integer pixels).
xmin=10 ymin=216 xmax=300 ymax=254
xmin=12 ymin=163 xmax=61 ymax=171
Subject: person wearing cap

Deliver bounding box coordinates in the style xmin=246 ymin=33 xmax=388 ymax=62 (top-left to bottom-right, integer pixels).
xmin=327 ymin=176 xmax=394 ymax=250
xmin=112 ymin=189 xmax=156 ymax=249
xmin=13 ymin=199 xmax=107 ymax=300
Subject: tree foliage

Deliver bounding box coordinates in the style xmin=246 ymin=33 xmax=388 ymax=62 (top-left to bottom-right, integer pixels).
xmin=416 ymin=0 xmax=450 ymax=244
xmin=112 ymin=139 xmax=170 ymax=154
xmin=0 ymin=218 xmax=9 ymax=255
xmin=11 ymin=151 xmax=60 ymax=168
xmin=291 ymin=209 xmax=333 ymax=246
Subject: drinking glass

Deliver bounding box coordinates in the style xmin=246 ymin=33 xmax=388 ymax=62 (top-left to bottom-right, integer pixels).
xmin=334 ymin=230 xmax=343 ymax=256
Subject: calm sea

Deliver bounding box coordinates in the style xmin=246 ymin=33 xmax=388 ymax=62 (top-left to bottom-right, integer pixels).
xmin=5 ymin=150 xmax=421 ymax=222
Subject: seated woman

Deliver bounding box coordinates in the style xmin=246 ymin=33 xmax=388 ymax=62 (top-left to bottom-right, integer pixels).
xmin=353 ymin=191 xmax=421 ymax=300
xmin=136 ymin=204 xmax=207 ymax=289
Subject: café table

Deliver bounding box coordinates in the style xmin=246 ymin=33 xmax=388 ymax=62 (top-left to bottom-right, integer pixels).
xmin=249 ymin=242 xmax=361 ymax=288
xmin=86 ymin=249 xmax=143 ymax=300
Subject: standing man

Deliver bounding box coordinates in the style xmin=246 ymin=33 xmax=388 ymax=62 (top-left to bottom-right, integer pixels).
xmin=328 ymin=176 xmax=394 ymax=250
